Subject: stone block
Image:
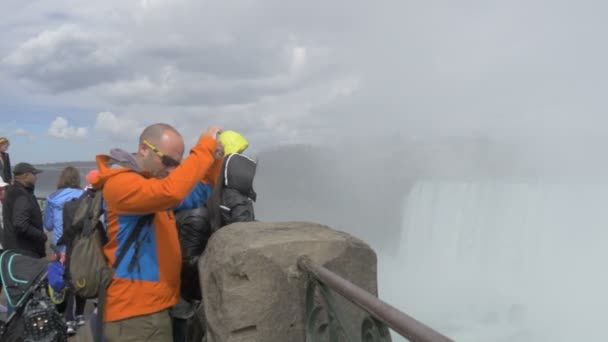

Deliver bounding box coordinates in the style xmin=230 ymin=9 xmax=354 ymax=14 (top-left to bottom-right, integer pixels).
xmin=199 ymin=221 xmax=378 ymax=342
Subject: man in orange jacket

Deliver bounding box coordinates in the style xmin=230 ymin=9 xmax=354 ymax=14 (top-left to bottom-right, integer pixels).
xmin=92 ymin=123 xmax=223 ymax=341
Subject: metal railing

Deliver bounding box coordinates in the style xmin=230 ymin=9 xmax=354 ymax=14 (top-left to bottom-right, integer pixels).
xmin=297 ymin=256 xmax=454 ymax=342
xmin=36 ymin=197 xmax=47 ymax=211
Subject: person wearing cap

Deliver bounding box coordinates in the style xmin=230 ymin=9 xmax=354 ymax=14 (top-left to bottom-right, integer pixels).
xmin=1 ymin=162 xmax=47 ymax=258
xmin=0 ymin=137 xmax=12 ymax=185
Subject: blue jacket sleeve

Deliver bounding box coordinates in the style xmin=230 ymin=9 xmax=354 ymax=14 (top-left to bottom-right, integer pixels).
xmin=43 ymin=199 xmax=54 ymax=232
xmin=173 ymin=183 xmax=213 ymax=211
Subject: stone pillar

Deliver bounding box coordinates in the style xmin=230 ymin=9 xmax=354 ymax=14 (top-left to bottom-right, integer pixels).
xmin=198 ymin=221 xmax=378 ymax=342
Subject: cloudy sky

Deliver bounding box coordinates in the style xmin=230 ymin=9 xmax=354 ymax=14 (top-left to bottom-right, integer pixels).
xmin=1 ymin=0 xmax=607 ymax=163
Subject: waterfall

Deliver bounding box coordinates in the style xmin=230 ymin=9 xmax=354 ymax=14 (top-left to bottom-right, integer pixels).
xmin=379 ymin=180 xmax=608 ymax=341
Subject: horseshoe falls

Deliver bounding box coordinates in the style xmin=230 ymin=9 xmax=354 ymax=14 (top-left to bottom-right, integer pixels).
xmin=379 ymin=180 xmax=608 ymax=341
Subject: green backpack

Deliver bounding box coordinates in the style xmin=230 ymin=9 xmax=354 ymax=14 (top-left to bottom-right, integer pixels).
xmin=63 ymin=187 xmax=152 ymax=340
xmin=65 ymin=189 xmax=111 ymax=298
xmin=64 ymin=189 xmax=152 ymax=298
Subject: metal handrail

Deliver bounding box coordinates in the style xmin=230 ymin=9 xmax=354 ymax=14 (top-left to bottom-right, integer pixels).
xmin=298 ymin=255 xmax=454 ymax=342
xmin=36 ymin=197 xmax=47 ymax=211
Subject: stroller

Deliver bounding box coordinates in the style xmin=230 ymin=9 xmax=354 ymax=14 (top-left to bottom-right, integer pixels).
xmin=0 ymin=249 xmax=67 ymax=342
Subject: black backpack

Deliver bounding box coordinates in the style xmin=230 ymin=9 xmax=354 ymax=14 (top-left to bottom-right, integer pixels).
xmin=209 ymin=153 xmax=257 ymax=231
xmin=58 ymin=191 xmax=94 ymax=258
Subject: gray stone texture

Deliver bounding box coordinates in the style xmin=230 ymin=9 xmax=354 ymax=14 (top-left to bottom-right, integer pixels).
xmin=199 ymin=221 xmax=378 ymax=342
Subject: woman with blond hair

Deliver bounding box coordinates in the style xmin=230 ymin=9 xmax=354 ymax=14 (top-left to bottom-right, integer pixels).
xmin=0 ymin=137 xmax=12 ymax=184
xmin=43 ymin=166 xmax=86 ymax=335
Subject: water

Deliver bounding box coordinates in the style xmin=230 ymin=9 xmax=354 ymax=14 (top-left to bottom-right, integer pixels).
xmin=380 ymin=180 xmax=608 ymax=341
xmin=34 ymin=164 xmax=96 ymax=198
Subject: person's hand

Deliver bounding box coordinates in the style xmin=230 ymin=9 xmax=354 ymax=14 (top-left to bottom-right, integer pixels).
xmin=201 ymin=126 xmax=222 ymax=140
xmin=214 ymin=141 xmax=225 ymax=160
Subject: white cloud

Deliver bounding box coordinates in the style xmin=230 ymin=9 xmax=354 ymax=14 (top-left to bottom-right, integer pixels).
xmin=0 ymin=128 xmax=30 ymax=137
xmin=48 ymin=116 xmax=88 ymax=139
xmin=94 ymin=111 xmax=144 ymax=141
xmin=0 ymin=1 xmax=343 ymax=107
xmin=0 ymin=1 xmax=363 ymax=151
xmin=13 ymin=128 xmax=28 ymax=136
xmin=2 ymin=24 xmax=127 ymax=92
xmin=4 ymin=25 xmax=77 ymax=66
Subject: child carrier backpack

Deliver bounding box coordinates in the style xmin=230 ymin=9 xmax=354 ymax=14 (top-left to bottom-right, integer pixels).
xmin=218 ymin=153 xmax=257 ymax=227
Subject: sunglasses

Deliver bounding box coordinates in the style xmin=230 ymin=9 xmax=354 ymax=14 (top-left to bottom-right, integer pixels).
xmin=143 ymin=140 xmax=181 ymax=167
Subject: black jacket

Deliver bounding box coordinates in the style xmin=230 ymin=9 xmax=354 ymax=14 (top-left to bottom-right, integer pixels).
xmin=176 ymin=206 xmax=211 ymax=301
xmin=2 ymin=182 xmax=46 ymax=257
xmin=220 ymin=188 xmax=255 ymax=226
xmin=0 ymin=152 xmax=11 ymax=184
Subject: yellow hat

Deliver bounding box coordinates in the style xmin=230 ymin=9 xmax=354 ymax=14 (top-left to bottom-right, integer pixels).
xmin=219 ymin=130 xmax=249 ymax=155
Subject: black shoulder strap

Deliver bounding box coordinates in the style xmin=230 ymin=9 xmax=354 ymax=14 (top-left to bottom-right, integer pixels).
xmin=112 ymin=214 xmax=154 ymax=269
xmin=94 ymin=214 xmax=153 ymax=342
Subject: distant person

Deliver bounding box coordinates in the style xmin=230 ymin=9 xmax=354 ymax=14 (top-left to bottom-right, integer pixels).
xmin=0 ymin=176 xmax=9 ymax=242
xmin=0 ymin=175 xmax=10 ymax=313
xmin=43 ymin=166 xmax=86 ymax=335
xmin=0 ymin=137 xmax=12 ymax=184
xmin=2 ymin=162 xmax=46 ymax=258
xmin=44 ymin=166 xmax=84 ymax=253
xmin=92 ymin=123 xmax=223 ymax=341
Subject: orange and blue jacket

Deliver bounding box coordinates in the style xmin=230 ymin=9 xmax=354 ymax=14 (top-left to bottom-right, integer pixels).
xmin=92 ymin=136 xmax=221 ymax=322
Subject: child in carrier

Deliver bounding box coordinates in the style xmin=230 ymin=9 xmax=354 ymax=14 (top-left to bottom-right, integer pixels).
xmin=172 ymin=131 xmax=257 ymax=342
xmin=207 ymin=131 xmax=257 ymax=232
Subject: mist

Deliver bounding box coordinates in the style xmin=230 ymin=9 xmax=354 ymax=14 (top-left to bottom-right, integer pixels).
xmin=253 ymin=140 xmax=608 ymax=341
xmin=252 ymin=2 xmax=608 ymax=341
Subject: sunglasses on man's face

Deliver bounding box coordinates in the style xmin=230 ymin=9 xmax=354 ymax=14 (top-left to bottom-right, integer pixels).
xmin=143 ymin=140 xmax=181 ymax=167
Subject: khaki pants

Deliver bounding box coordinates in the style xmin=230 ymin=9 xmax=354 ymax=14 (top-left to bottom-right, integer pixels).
xmin=104 ymin=310 xmax=172 ymax=342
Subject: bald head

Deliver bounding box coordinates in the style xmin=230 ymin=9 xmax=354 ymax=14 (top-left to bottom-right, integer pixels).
xmin=138 ymin=123 xmax=185 ymax=178
xmin=139 ymin=123 xmax=182 ymax=146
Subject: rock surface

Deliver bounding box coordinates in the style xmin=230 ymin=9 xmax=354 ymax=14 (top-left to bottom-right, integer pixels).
xmin=199 ymin=221 xmax=378 ymax=342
